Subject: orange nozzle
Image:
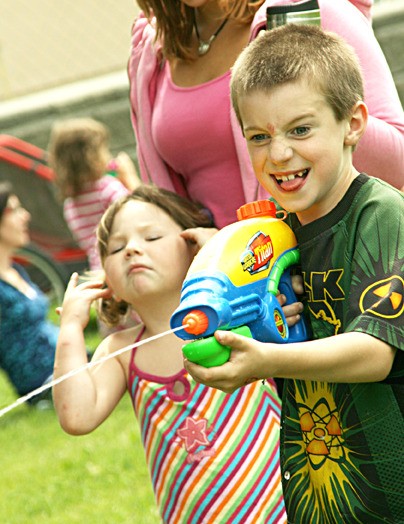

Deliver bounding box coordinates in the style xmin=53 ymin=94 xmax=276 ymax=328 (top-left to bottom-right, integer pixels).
xmin=237 ymin=200 xmax=277 ymax=221
xmin=183 ymin=310 xmax=209 ymax=335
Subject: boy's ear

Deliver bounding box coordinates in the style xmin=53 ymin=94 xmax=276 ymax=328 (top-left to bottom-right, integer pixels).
xmin=344 ymin=101 xmax=368 ymax=147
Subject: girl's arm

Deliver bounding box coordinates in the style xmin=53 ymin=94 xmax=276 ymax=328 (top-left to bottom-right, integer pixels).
xmin=114 ymin=151 xmax=141 ymax=191
xmin=53 ymin=274 xmax=127 ymax=435
xmin=184 ymin=329 xmax=396 ymax=394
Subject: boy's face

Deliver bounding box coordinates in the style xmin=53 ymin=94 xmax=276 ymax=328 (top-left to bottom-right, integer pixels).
xmin=239 ymin=80 xmax=359 ymax=225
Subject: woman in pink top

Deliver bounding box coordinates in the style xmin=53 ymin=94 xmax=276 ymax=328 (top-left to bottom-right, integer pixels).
xmin=129 ymin=0 xmax=404 ymax=228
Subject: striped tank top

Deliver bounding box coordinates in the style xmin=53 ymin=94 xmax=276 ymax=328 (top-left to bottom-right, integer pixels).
xmin=128 ymin=331 xmax=286 ymax=523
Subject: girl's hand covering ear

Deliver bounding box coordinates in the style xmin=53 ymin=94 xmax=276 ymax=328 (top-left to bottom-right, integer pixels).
xmin=180 ymin=227 xmax=218 ymax=257
xmin=58 ymin=272 xmax=113 ymax=329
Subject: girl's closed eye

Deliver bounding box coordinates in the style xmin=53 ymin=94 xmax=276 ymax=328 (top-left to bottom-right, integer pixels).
xmin=107 ymin=244 xmax=125 ymax=255
xmin=146 ymin=235 xmax=162 ymax=242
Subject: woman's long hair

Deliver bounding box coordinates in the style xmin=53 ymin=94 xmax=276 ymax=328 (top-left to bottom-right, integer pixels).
xmin=0 ymin=181 xmax=12 ymax=222
xmin=137 ymin=0 xmax=264 ymax=60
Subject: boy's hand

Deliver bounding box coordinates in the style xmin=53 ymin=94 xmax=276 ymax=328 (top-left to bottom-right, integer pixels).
xmin=58 ymin=273 xmax=113 ymax=329
xmin=277 ymin=293 xmax=304 ymax=327
xmin=277 ymin=274 xmax=304 ymax=327
xmin=290 ymin=274 xmax=304 ymax=295
xmin=184 ymin=330 xmax=271 ymax=394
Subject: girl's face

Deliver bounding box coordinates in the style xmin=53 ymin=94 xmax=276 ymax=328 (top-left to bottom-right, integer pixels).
xmin=103 ymin=200 xmax=194 ymax=304
xmin=239 ymin=81 xmax=362 ymax=225
xmin=0 ymin=195 xmax=31 ymax=249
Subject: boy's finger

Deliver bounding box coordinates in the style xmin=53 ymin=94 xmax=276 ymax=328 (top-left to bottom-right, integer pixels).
xmin=184 ymin=359 xmax=239 ymax=394
xmin=183 ymin=358 xmax=217 ymax=385
xmin=214 ymin=330 xmax=249 ymax=350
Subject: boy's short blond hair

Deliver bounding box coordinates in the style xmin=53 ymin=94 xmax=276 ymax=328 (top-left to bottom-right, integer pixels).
xmin=231 ymin=24 xmax=364 ymax=125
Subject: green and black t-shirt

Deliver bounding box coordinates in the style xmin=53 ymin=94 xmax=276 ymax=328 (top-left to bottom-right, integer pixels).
xmin=281 ymin=174 xmax=404 ymax=524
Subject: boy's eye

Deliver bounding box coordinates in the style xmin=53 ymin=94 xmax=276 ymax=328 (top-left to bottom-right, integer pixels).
xmin=248 ymin=133 xmax=270 ymax=144
xmin=292 ymin=126 xmax=310 ymax=137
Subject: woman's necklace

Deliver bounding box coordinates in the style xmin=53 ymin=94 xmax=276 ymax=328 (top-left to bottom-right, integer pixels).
xmin=194 ymin=14 xmax=229 ymax=56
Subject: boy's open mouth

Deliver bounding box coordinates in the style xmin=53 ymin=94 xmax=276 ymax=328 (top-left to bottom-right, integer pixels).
xmin=272 ymin=168 xmax=309 ymax=191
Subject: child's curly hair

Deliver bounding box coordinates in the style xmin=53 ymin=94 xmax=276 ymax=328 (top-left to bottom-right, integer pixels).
xmin=48 ymin=118 xmax=110 ymax=199
xmin=96 ymin=184 xmax=215 ymax=327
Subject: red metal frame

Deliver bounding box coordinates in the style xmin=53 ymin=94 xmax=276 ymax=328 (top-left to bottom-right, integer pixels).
xmin=0 ymin=134 xmax=87 ymax=268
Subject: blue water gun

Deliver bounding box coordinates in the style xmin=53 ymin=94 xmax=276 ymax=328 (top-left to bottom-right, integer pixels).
xmin=170 ymin=200 xmax=307 ymax=367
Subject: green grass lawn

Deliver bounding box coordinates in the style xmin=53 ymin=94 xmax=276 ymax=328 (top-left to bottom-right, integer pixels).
xmin=0 ymin=310 xmax=159 ymax=524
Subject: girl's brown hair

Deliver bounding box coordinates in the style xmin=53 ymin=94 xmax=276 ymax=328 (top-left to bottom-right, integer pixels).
xmin=96 ymin=184 xmax=215 ymax=326
xmin=48 ymin=118 xmax=110 ymax=199
xmin=137 ymin=0 xmax=264 ymax=60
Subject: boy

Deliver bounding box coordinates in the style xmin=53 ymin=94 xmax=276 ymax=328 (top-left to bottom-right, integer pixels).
xmin=185 ymin=25 xmax=404 ymax=523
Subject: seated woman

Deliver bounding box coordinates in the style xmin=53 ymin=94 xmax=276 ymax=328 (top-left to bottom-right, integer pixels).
xmin=0 ymin=181 xmax=58 ymax=407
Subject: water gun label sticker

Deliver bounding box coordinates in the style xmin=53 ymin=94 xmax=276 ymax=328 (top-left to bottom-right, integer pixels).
xmin=240 ymin=231 xmax=274 ymax=275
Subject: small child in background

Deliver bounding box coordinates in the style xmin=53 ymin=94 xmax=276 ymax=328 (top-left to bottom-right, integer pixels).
xmin=53 ymin=185 xmax=288 ymax=523
xmin=48 ymin=117 xmax=140 ymax=271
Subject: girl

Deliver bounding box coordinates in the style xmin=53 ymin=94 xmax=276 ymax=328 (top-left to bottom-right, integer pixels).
xmin=53 ymin=185 xmax=288 ymax=523
xmin=0 ymin=182 xmax=57 ymax=406
xmin=48 ymin=117 xmax=140 ymax=271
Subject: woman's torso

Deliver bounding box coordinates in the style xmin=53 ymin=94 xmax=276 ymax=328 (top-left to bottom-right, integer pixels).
xmin=0 ymin=265 xmax=58 ymax=394
xmin=152 ymin=63 xmax=245 ymax=228
xmin=151 ymin=19 xmax=251 ymax=228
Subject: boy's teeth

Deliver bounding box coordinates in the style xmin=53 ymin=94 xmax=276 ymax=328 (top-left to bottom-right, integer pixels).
xmin=275 ymin=170 xmax=306 ymax=182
